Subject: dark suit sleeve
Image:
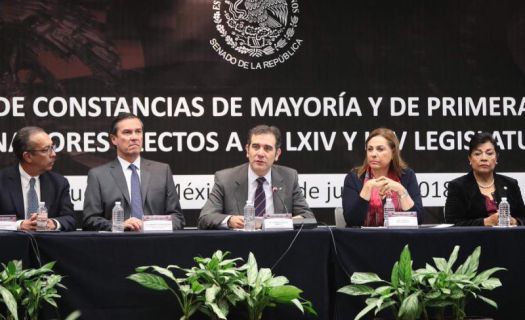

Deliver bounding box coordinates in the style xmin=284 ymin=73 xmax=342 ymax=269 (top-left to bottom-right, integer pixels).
xmin=401 ymin=169 xmax=425 ymax=224
xmin=508 ymin=179 xmax=525 ymax=226
xmin=83 ymin=169 xmax=112 ymax=231
xmin=198 ymin=173 xmax=229 ymax=229
xmin=342 ymin=172 xmax=369 ymax=226
xmin=445 ymin=179 xmax=484 ymax=226
xmin=164 ymin=165 xmax=185 ymax=230
xmin=52 ymin=176 xmax=76 ymax=231
xmin=290 ymin=170 xmax=314 ymax=218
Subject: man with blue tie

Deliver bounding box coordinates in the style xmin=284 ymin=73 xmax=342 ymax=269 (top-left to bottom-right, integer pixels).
xmin=0 ymin=126 xmax=76 ymax=231
xmin=198 ymin=125 xmax=314 ymax=229
xmin=82 ymin=113 xmax=184 ymax=231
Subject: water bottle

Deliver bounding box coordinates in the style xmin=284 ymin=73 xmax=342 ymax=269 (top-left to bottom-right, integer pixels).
xmin=36 ymin=202 xmax=48 ymax=231
xmin=383 ymin=196 xmax=395 ymax=228
xmin=112 ymin=201 xmax=124 ymax=232
xmin=244 ymin=201 xmax=255 ymax=231
xmin=498 ymin=197 xmax=511 ymax=227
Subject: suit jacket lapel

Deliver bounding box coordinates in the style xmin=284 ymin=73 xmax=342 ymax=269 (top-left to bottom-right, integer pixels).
xmin=234 ymin=164 xmax=249 ymax=214
xmin=7 ymin=166 xmax=24 ymax=218
xmin=139 ymin=159 xmax=151 ymax=207
xmin=494 ymin=174 xmax=507 ymax=204
xmin=271 ymin=167 xmax=286 ymax=213
xmin=466 ymin=171 xmax=486 ymax=213
xmin=110 ymin=159 xmax=130 ymax=205
xmin=40 ymin=173 xmax=55 ymax=211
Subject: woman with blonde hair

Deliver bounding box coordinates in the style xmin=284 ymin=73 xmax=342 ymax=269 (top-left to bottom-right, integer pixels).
xmin=342 ymin=128 xmax=424 ymax=226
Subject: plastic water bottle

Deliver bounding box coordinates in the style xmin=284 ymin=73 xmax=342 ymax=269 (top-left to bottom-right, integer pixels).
xmin=498 ymin=197 xmax=510 ymax=227
xmin=244 ymin=201 xmax=255 ymax=231
xmin=36 ymin=202 xmax=48 ymax=231
xmin=112 ymin=201 xmax=124 ymax=232
xmin=383 ymin=196 xmax=395 ymax=228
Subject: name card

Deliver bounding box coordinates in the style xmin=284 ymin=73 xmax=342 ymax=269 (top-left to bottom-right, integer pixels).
xmin=388 ymin=212 xmax=418 ymax=229
xmin=143 ymin=215 xmax=172 ymax=232
xmin=263 ymin=213 xmax=293 ymax=231
xmin=0 ymin=215 xmax=17 ymax=231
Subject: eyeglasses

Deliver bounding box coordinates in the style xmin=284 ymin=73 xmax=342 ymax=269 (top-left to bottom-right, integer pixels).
xmin=27 ymin=145 xmax=57 ymax=155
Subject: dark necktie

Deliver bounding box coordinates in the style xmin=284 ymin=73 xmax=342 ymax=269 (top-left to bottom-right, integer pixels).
xmin=27 ymin=177 xmax=38 ymax=219
xmin=129 ymin=164 xmax=144 ymax=219
xmin=254 ymin=177 xmax=266 ymax=217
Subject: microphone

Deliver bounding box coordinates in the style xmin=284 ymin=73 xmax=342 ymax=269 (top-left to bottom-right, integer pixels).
xmin=272 ymin=186 xmax=289 ymax=214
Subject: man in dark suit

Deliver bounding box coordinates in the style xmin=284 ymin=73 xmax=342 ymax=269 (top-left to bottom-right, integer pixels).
xmin=198 ymin=125 xmax=314 ymax=229
xmin=82 ymin=113 xmax=184 ymax=231
xmin=0 ymin=127 xmax=76 ymax=231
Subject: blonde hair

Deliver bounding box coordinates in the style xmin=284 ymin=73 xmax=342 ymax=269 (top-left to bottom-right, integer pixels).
xmin=357 ymin=128 xmax=407 ymax=177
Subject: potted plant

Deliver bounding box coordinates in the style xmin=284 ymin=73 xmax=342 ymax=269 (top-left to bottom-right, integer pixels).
xmin=338 ymin=245 xmax=505 ymax=320
xmin=241 ymin=252 xmax=317 ymax=320
xmin=129 ymin=250 xmax=317 ymax=320
xmin=0 ymin=260 xmax=71 ymax=320
xmin=415 ymin=246 xmax=505 ymax=320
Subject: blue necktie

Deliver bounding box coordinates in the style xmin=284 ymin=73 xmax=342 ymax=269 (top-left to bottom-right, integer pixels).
xmin=129 ymin=164 xmax=144 ymax=219
xmin=27 ymin=177 xmax=38 ymax=219
xmin=254 ymin=177 xmax=266 ymax=217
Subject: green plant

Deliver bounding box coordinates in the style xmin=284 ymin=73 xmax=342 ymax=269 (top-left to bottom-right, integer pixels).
xmin=0 ymin=260 xmax=66 ymax=320
xmin=178 ymin=250 xmax=246 ymax=319
xmin=242 ymin=252 xmax=317 ymax=320
xmin=338 ymin=245 xmax=506 ymax=320
xmin=129 ymin=250 xmax=317 ymax=320
xmin=338 ymin=245 xmax=423 ymax=320
xmin=415 ymin=246 xmax=505 ymax=320
xmin=128 ymin=264 xmax=201 ymax=320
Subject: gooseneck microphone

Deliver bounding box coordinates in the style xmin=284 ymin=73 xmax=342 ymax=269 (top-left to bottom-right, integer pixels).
xmin=272 ymin=186 xmax=289 ymax=214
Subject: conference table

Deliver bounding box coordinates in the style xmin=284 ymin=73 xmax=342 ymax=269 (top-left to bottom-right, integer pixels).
xmin=1 ymin=227 xmax=523 ymax=319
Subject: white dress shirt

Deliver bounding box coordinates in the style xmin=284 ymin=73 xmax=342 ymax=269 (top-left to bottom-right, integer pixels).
xmin=116 ymin=156 xmax=141 ymax=201
xmin=17 ymin=165 xmax=61 ymax=230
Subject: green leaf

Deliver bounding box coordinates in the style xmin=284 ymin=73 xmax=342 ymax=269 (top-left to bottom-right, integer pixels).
xmin=208 ymin=301 xmax=227 ymax=320
xmin=290 ymin=298 xmax=304 ymax=313
xmin=351 ymin=272 xmax=384 ymax=284
xmin=127 ymin=273 xmax=169 ymax=291
xmin=433 ymin=258 xmax=447 ymax=272
xmin=391 ymin=262 xmax=400 ymax=287
xmin=0 ymin=285 xmax=18 ymax=320
xmin=64 ymin=310 xmax=82 ymax=320
xmin=268 ymin=285 xmax=302 ymax=302
xmin=478 ymin=294 xmax=498 ymax=309
xmin=473 ymin=267 xmax=506 ymax=284
xmin=398 ymin=291 xmax=421 ymax=320
xmin=374 ymin=300 xmax=397 ymax=315
xmin=480 ymin=278 xmax=502 ymax=290
xmin=398 ymin=245 xmax=413 ymax=285
xmin=148 ymin=266 xmax=178 ymax=282
xmin=301 ymin=299 xmax=318 ymax=316
xmin=205 ymin=285 xmax=220 ymax=303
xmin=446 ymin=246 xmax=460 ymax=272
xmin=354 ymin=302 xmax=377 ymax=320
xmin=462 ymin=246 xmax=481 ymax=275
xmin=337 ymin=284 xmax=374 ymax=296
xmin=266 ymin=276 xmax=289 ymax=287
xmin=246 ymin=253 xmax=258 ymax=286
xmin=257 ymin=268 xmax=272 ymax=284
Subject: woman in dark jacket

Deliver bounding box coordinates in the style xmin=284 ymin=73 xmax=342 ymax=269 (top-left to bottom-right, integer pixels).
xmin=445 ymin=132 xmax=525 ymax=226
xmin=342 ymin=128 xmax=424 ymax=227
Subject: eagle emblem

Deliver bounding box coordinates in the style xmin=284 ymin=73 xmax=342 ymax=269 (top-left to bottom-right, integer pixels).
xmin=213 ymin=0 xmax=299 ymax=57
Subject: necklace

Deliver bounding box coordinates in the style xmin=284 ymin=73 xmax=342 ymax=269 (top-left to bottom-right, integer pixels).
xmin=477 ymin=180 xmax=494 ymax=189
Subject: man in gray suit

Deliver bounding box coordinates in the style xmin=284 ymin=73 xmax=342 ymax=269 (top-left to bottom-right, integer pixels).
xmin=198 ymin=125 xmax=314 ymax=229
xmin=83 ymin=113 xmax=184 ymax=231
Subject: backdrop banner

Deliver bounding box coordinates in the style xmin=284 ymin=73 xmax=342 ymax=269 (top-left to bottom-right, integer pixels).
xmin=1 ymin=0 xmax=524 ymax=222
